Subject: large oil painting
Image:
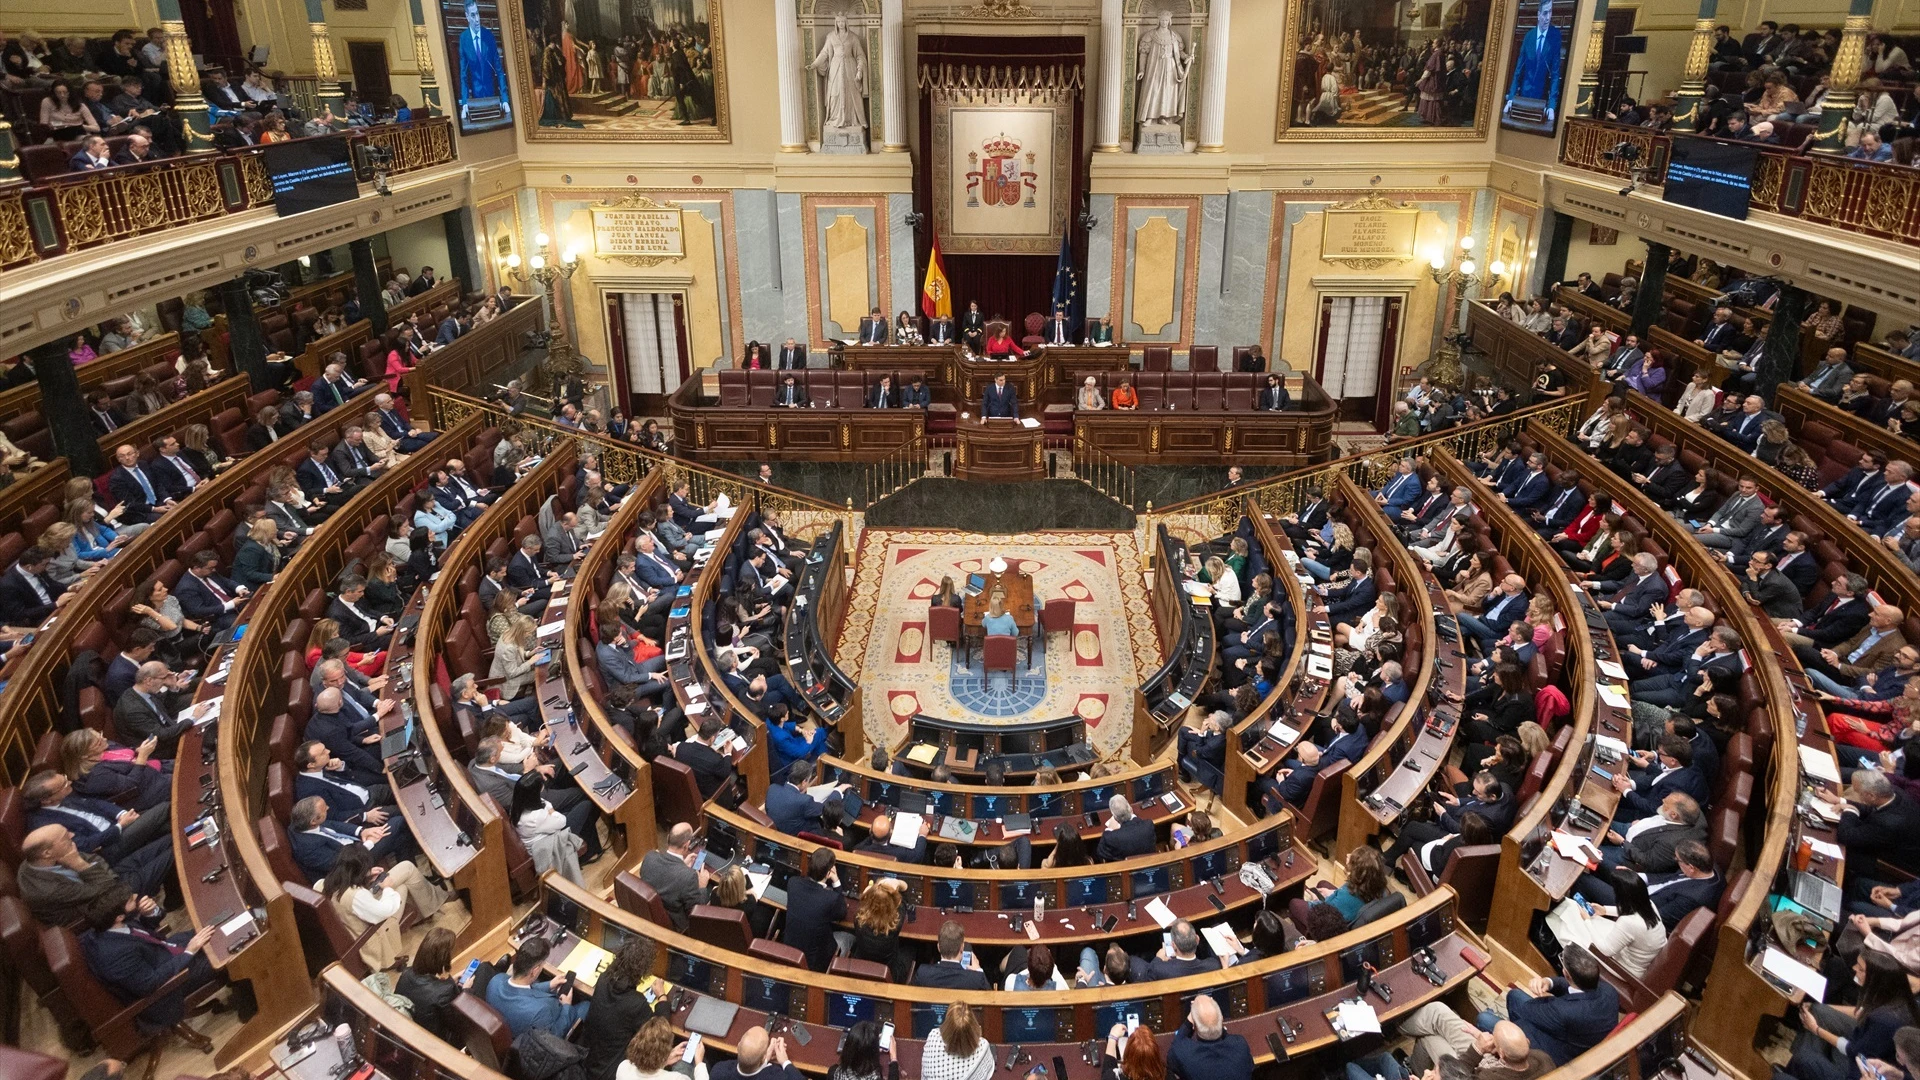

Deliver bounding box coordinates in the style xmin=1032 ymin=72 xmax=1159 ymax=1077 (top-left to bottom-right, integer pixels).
xmin=1275 ymin=0 xmax=1504 ymax=140
xmin=508 ymin=0 xmax=730 ymax=142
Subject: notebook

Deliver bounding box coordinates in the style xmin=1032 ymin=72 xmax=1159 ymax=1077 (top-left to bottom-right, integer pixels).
xmin=684 ymin=996 xmax=741 ymax=1037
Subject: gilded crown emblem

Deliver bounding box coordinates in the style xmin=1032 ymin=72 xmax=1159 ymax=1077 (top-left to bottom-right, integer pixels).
xmin=980 ymin=134 xmax=1023 ymax=157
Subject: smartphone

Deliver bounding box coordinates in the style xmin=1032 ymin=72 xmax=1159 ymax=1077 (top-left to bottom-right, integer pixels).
xmin=1161 ymin=932 xmax=1174 ymax=954
xmin=1053 ymin=1055 xmax=1069 ymax=1080
xmin=1265 ymin=1033 xmax=1288 ymax=1063
xmin=682 ymin=1034 xmax=703 ymax=1064
xmin=1572 ymin=893 xmax=1594 ymax=915
xmin=961 ymin=949 xmax=974 ymax=969
xmin=788 ymin=1023 xmax=812 ymax=1046
xmin=693 ymin=849 xmax=708 ymax=873
xmin=1125 ymin=1014 xmax=1140 ymax=1036
xmin=1206 ymin=894 xmax=1227 ymax=914
xmin=1859 ymin=1057 xmax=1891 ymax=1080
xmin=879 ymin=1022 xmax=895 ymax=1052
xmin=461 ymin=958 xmax=481 ymax=986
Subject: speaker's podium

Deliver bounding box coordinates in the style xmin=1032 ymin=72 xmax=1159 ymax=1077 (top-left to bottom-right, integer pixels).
xmin=954 ymin=417 xmax=1045 ymax=481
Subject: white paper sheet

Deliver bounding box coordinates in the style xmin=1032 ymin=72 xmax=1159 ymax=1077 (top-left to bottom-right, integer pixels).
xmin=1199 ymin=924 xmax=1244 ymax=963
xmin=1799 ymin=745 xmax=1842 ymax=784
xmin=1597 ymin=683 xmax=1631 ymax=709
xmin=538 ymin=620 xmax=566 ymax=637
xmin=1761 ymin=947 xmax=1828 ymax=1000
xmin=1270 ymin=723 xmax=1300 ymax=745
xmin=1144 ymin=896 xmax=1177 ymax=928
xmin=1596 ymin=659 xmax=1628 ymax=680
xmin=890 ymin=812 xmax=924 ymax=847
xmin=1336 ymin=1000 xmax=1382 ymax=1034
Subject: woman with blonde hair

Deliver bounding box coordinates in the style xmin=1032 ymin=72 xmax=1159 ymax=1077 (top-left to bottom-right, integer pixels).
xmin=1201 ymin=554 xmax=1240 ymax=608
xmin=62 ymin=727 xmax=168 ymax=811
xmin=1301 ymin=523 xmax=1355 ymax=581
xmin=491 ymin=615 xmax=541 ymax=700
xmin=179 ymin=423 xmax=230 ymax=476
xmin=982 ymin=590 xmax=1016 ymax=636
xmin=233 ymin=517 xmax=281 ymax=589
xmin=66 ymin=500 xmax=125 ymax=563
xmin=42 ymin=525 xmax=88 ymax=588
xmin=306 ymin=616 xmax=385 ymax=676
xmin=619 ymin=1016 xmax=707 ymax=1080
xmin=480 ymin=713 xmax=549 ymax=768
xmin=487 ymin=586 xmax=520 ymax=644
xmin=1523 ymin=594 xmax=1556 ymax=647
xmin=1516 ymin=720 xmax=1550 ymax=762
xmin=922 ymin=1003 xmax=994 ymax=1080
xmin=359 ymin=410 xmax=408 ymax=467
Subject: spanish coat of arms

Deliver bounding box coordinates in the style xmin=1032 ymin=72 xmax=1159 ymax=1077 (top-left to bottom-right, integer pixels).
xmin=965 ymin=134 xmax=1039 ymax=209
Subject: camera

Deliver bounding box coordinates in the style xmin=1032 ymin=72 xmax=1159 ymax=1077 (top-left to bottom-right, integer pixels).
xmin=358 ymin=144 xmax=395 ymax=196
xmin=1600 ymin=140 xmax=1641 ymax=163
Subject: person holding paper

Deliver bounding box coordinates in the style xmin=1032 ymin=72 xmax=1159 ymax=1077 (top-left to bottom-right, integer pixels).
xmin=856 ymin=810 xmax=930 ymax=863
xmin=1779 ymin=952 xmax=1920 ymax=1080
xmin=1141 ymin=920 xmax=1224 ymax=981
xmin=1815 ymin=768 xmax=1920 ymax=880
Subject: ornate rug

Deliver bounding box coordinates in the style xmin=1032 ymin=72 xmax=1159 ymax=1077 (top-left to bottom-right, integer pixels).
xmin=835 ymin=530 xmax=1162 ymax=757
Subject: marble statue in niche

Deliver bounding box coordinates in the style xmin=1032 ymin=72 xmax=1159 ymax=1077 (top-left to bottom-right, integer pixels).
xmin=1134 ymin=10 xmax=1192 ymax=153
xmin=811 ymin=12 xmax=869 ymax=152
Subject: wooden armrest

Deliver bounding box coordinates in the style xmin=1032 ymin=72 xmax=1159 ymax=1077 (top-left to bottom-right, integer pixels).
xmin=1397 ymin=851 xmax=1437 ymax=896
xmin=1593 ymin=949 xmax=1654 ymax=1014
xmin=95 ymin=960 xmax=210 ymax=1048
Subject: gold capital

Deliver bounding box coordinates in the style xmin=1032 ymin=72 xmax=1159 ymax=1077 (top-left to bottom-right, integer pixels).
xmin=311 ymin=23 xmax=338 ymax=79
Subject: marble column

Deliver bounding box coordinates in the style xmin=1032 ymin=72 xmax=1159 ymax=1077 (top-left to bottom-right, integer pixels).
xmin=1756 ymin=285 xmax=1808 ymax=405
xmin=775 ymin=0 xmax=808 ymax=151
xmin=881 ymin=0 xmax=907 ymax=152
xmin=443 ymin=208 xmax=479 ymax=295
xmin=155 ymin=0 xmax=212 ymax=143
xmin=304 ymin=0 xmax=347 ymax=113
xmin=1572 ymin=0 xmax=1609 ymax=118
xmin=1198 ymin=0 xmax=1230 ymax=151
xmin=218 ymin=277 xmax=274 ymax=394
xmin=1628 ymin=241 xmax=1669 ymax=339
xmin=27 ymin=339 xmax=101 ymax=476
xmin=1095 ymin=0 xmax=1124 ymax=151
xmin=352 ymin=238 xmax=390 ymax=334
xmin=1816 ymin=2 xmax=1874 ymax=151
xmin=408 ymin=0 xmax=442 ymax=111
xmin=1672 ymin=0 xmax=1717 ymax=132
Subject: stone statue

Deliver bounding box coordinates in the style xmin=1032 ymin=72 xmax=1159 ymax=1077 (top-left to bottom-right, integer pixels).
xmin=1134 ymin=11 xmax=1191 ymax=125
xmin=811 ymin=12 xmax=868 ymax=151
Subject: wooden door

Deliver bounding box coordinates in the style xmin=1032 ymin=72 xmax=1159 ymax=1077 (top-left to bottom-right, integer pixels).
xmin=181 ymin=0 xmax=246 ymax=77
xmin=1371 ymin=297 xmax=1404 ymax=430
xmin=347 ymin=41 xmax=392 ymax=105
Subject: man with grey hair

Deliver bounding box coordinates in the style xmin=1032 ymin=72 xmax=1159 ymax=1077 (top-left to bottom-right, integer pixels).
xmin=1374 ymin=457 xmax=1424 ymax=518
xmin=21 ymin=771 xmax=174 ymax=897
xmin=313 ymin=359 xmax=366 ymax=412
xmin=1144 ymin=920 xmax=1220 ymax=981
xmin=467 ymin=734 xmax=605 ymax=863
xmin=1815 ymin=767 xmax=1920 ymax=881
xmin=1098 ymin=794 xmax=1156 ymax=861
xmin=1599 ymin=552 xmax=1667 ymax=634
xmin=1177 ymin=710 xmax=1228 ymax=792
xmin=111 ymin=659 xmax=191 ymax=758
xmin=1167 ymin=993 xmax=1252 ymax=1080
xmin=1360 ymin=1006 xmax=1550 ymax=1077
xmin=639 ymin=821 xmax=711 ymax=930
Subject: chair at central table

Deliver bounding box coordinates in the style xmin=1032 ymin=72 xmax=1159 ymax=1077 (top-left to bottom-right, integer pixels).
xmin=962 ymin=569 xmax=1035 ymax=664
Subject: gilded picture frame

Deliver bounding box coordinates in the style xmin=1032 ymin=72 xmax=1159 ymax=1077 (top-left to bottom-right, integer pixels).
xmin=504 ymin=0 xmax=731 ymax=144
xmin=1274 ymin=0 xmax=1505 ymax=142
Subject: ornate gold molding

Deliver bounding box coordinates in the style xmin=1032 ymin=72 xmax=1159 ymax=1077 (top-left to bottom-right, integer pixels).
xmin=968 ymin=0 xmax=1036 ymax=16
xmin=589 ymin=193 xmax=687 ymax=268
xmin=310 ymin=23 xmax=338 ymax=79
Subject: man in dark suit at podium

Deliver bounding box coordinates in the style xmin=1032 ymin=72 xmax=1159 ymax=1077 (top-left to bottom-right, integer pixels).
xmin=982 ymin=373 xmax=1019 ymax=419
xmin=959 ymin=302 xmax=987 ymax=352
xmin=1043 ymin=306 xmax=1072 ymax=345
xmin=928 ymin=315 xmax=955 ymax=344
xmin=858 ymin=308 xmax=888 ymax=345
xmin=777 ymin=337 xmax=808 ymax=369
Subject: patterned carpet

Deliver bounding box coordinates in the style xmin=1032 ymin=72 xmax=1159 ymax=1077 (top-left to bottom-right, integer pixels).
xmin=835 ymin=530 xmax=1162 ymax=757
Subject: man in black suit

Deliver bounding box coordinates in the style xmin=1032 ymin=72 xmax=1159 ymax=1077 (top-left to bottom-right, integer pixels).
xmin=1739 ymin=550 xmax=1802 ymax=619
xmin=958 ymin=302 xmax=986 ymax=350
xmin=777 ymin=337 xmax=808 ymax=369
xmin=23 ymin=770 xmax=175 ymax=899
xmin=982 ymin=373 xmax=1019 ymax=419
xmin=903 ymin=375 xmax=932 ymax=409
xmin=1773 ymin=533 xmax=1818 ymax=597
xmin=107 ymin=443 xmax=171 ymax=524
xmin=674 ymin=715 xmax=738 ymax=800
xmin=867 ymin=375 xmax=903 ymax=409
xmin=1726 ymin=505 xmax=1788 ymax=572
xmin=857 ymin=307 xmax=888 ymax=345
xmin=69 ymin=134 xmax=113 ymax=171
xmin=327 ymin=575 xmax=395 ymax=650
xmin=0 ymin=548 xmax=71 ymax=627
xmin=1632 ymin=444 xmax=1691 ymax=508
xmin=1529 ymin=471 xmax=1589 ymax=537
xmin=1043 ymin=306 xmax=1072 ymax=345
xmin=1695 ymin=306 xmax=1739 ymax=352
xmin=407 ymin=266 xmax=438 ymax=297
xmin=1781 ymin=574 xmax=1873 ymax=653
xmin=928 ymin=315 xmax=955 ymax=344
xmin=855 ymin=810 xmax=929 ymax=864
xmin=1280 ymin=485 xmax=1329 ymax=543
xmin=1599 ymin=554 xmax=1667 ymax=634
xmin=80 ymin=907 xmax=222 ymax=1032
xmin=1611 ymin=736 xmax=1711 ymax=823
xmin=295 ymin=740 xmax=395 ymax=819
xmin=1597 ymin=791 xmax=1705 ymax=876
xmin=507 ymin=536 xmax=557 ymax=603
xmin=330 ymin=428 xmax=387 ymax=483
xmin=295 ymin=439 xmax=354 ymax=515
xmin=1257 ymin=374 xmax=1290 ymax=411
xmin=911 ymin=921 xmax=992 ymax=989
xmin=1485 ymin=946 xmax=1620 ymax=1066
xmin=774 ymin=374 xmax=809 ymax=408
xmin=175 ymin=550 xmax=247 ymax=635
xmin=1096 ymin=795 xmax=1156 ymax=862
xmin=1819 ymin=769 xmax=1920 ymax=880
xmin=305 ymin=686 xmax=386 ymax=781
xmin=785 ymin=848 xmax=851 ymax=971
xmin=111 ymin=661 xmax=192 ymax=760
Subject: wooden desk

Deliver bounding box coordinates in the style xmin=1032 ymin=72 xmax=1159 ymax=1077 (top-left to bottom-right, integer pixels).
xmin=954 ymin=419 xmax=1045 ymax=480
xmin=175 ymin=615 xmax=263 ymax=970
xmin=835 ymin=344 xmax=965 ymax=388
xmin=961 ymin=569 xmax=1035 ymax=633
xmin=377 ymin=588 xmax=478 ymax=882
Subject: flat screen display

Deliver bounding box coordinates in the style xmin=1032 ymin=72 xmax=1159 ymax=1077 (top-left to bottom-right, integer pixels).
xmin=1499 ymin=0 xmax=1576 ymax=136
xmin=1003 ymin=1006 xmax=1058 ymax=1043
xmin=933 ymin=880 xmax=976 ymax=909
xmin=441 ymin=0 xmax=514 ymax=133
xmin=1029 ymin=791 xmax=1065 ymax=819
xmin=999 ymin=879 xmax=1044 ymax=910
xmin=1130 ymin=867 xmax=1172 ymax=899
xmin=827 ymin=994 xmax=878 ymax=1028
xmin=742 ymin=976 xmax=793 ymax=1016
xmin=1264 ymin=967 xmax=1313 ymax=1006
xmin=1244 ymin=827 xmax=1282 ymax=865
xmin=1408 ymin=908 xmax=1454 ymax=951
xmin=1066 ymin=876 xmax=1110 ymax=906
xmin=1191 ymin=849 xmax=1234 ymax=882
xmin=912 ymin=1003 xmax=949 ymax=1038
xmin=263 ymin=136 xmax=359 ymax=217
xmin=973 ymin=793 xmax=1013 ymax=819
xmin=1663 ymin=136 xmax=1757 ymax=220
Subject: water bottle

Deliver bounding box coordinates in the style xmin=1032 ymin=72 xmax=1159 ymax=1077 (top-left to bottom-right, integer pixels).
xmin=333 ymin=1023 xmax=358 ymax=1070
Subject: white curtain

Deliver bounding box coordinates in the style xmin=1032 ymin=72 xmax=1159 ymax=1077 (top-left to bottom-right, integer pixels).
xmin=620 ymin=292 xmax=680 ymax=395
xmin=1320 ymin=295 xmax=1388 ymax=400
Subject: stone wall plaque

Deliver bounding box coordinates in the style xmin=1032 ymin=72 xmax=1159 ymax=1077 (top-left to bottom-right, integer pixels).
xmin=590 ymin=196 xmax=685 ymax=266
xmin=1320 ymin=195 xmax=1418 ymax=269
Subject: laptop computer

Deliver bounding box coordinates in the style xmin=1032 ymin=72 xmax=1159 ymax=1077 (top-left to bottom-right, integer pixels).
xmin=1791 ymin=870 xmax=1842 ymax=922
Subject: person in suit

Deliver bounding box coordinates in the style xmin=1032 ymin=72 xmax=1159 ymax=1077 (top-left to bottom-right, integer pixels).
xmin=1529 ymin=472 xmax=1589 ymax=537
xmin=1820 ymin=452 xmax=1889 ymax=513
xmin=765 ymin=758 xmax=847 ymax=835
xmin=1458 ymin=576 xmax=1529 ymax=656
xmin=858 ymin=307 xmax=888 ymax=345
xmin=1143 ymin=921 xmax=1223 ymax=980
xmin=927 ymin=315 xmax=955 ymax=345
xmin=1771 ymin=533 xmax=1819 ymax=597
xmin=911 ymin=921 xmax=992 ymax=989
xmin=1611 ymin=735 xmax=1710 ymax=823
xmin=1695 ymin=306 xmax=1739 ymax=352
xmin=1817 ymin=769 xmax=1920 ymax=877
xmin=111 ymin=661 xmax=192 ymax=760
xmin=1323 ymin=564 xmax=1378 ymax=623
xmin=958 ymin=301 xmax=986 ymax=349
xmin=1580 ymin=838 xmax=1722 ymax=930
xmin=867 ymin=375 xmax=903 ymax=409
xmin=145 ymin=437 xmax=207 ymax=502
xmin=327 ymin=576 xmax=395 ymax=650
xmin=785 ymin=848 xmax=850 ymax=971
xmin=87 ymin=392 xmax=131 ymax=435
xmin=0 ymin=547 xmax=71 ymax=626
xmin=1851 ymin=462 xmax=1917 ymax=534
xmin=774 ymin=374 xmax=809 ymax=408
xmin=295 ymin=439 xmax=354 ymax=516
xmin=1383 ymin=771 xmax=1514 ymax=866
xmin=1477 ymin=945 xmax=1619 ymax=1067
xmin=1599 ymin=554 xmax=1667 ymax=634
xmin=1631 ymin=623 xmax=1744 ymax=707
xmin=638 ymin=823 xmax=711 ymax=931
xmin=68 ymin=134 xmax=113 ymax=171
xmin=80 ymin=907 xmax=222 ymax=1031
xmin=295 ymin=740 xmax=395 ymax=822
xmin=1691 ymin=476 xmax=1763 ymax=550
xmin=1258 ymin=374 xmax=1290 ymax=411
xmin=776 ymin=337 xmax=808 ymax=369
xmin=903 ymin=375 xmax=932 ymax=409
xmin=1592 ymin=791 xmax=1706 ymax=877
xmin=304 ymin=686 xmax=386 ymax=783
xmin=1725 ymin=505 xmax=1788 ymax=572
xmin=1373 ymin=459 xmax=1423 ymax=517
xmin=675 ymin=714 xmax=739 ymax=800
xmin=174 ymin=550 xmax=247 ymax=635
xmin=982 ymin=373 xmax=1019 ymax=419
xmin=485 ymin=937 xmax=589 ymax=1040
xmin=506 ymin=534 xmax=559 ymax=601
xmin=1738 ymin=550 xmax=1802 ymax=619
xmin=1166 ymin=995 xmax=1253 ymax=1080
xmin=106 ymin=444 xmax=171 ymax=524
xmin=1628 ymin=445 xmax=1689 ymax=510
xmin=1799 ymin=605 xmax=1909 ymax=693
xmin=1095 ymin=795 xmax=1156 ymax=861
xmin=330 ymin=428 xmax=386 ymax=484
xmin=22 ymin=770 xmax=175 ymax=900
xmin=855 ymin=810 xmax=930 ymax=864
xmin=16 ymin=823 xmax=163 ymax=930
xmin=1780 ymin=574 xmax=1873 ymax=651
xmin=595 ymin=625 xmax=671 ymax=703
xmin=1502 ymin=454 xmax=1553 ymax=512
xmin=1261 ymin=712 xmax=1368 ymax=811
xmin=1043 ymin=306 xmax=1072 ymax=345
xmin=1177 ymin=711 xmax=1227 ymax=790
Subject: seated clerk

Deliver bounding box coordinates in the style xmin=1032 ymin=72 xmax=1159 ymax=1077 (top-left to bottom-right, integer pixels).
xmin=21 ymin=770 xmax=175 ymax=902
xmin=1258 ymin=711 xmax=1367 ymax=814
xmin=80 ymin=905 xmax=226 ymax=1034
xmin=1574 ymin=838 xmax=1723 ymax=932
xmin=903 ymin=374 xmax=932 ymax=409
xmin=486 ymin=938 xmax=589 ymax=1039
xmin=913 ymin=921 xmax=993 ymax=989
xmin=765 ymin=758 xmax=854 ymax=835
xmin=856 ymin=810 xmax=930 ymax=864
xmin=981 ymin=372 xmax=1020 ymax=418
xmin=1096 ymin=795 xmax=1157 ymax=861
xmin=1610 ymin=735 xmax=1711 ymax=824
xmin=1478 ymin=945 xmax=1620 ymax=1067
xmin=774 ymin=374 xmax=809 ymax=408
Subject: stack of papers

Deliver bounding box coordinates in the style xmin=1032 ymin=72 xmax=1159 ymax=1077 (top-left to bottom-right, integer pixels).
xmin=555 ymin=939 xmax=616 ymax=984
xmin=1596 ymin=659 xmax=1628 ymax=680
xmin=1799 ymin=746 xmax=1842 ymax=784
xmin=890 ymin=812 xmax=925 ymax=846
xmin=904 ymin=743 xmax=941 ymax=764
xmin=1550 ymin=831 xmax=1601 ymax=863
xmin=1334 ymin=1000 xmax=1381 ymax=1035
xmin=1597 ymin=684 xmax=1631 ymax=709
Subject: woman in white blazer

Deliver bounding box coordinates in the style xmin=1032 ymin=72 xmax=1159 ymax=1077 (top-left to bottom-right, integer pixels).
xmin=1575 ymin=866 xmax=1668 ymax=979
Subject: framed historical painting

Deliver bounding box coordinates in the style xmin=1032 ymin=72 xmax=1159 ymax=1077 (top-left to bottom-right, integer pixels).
xmin=443 ymin=0 xmax=516 ymax=134
xmin=1498 ymin=0 xmax=1575 ymax=136
xmin=505 ymin=0 xmax=731 ymax=143
xmin=1274 ymin=0 xmax=1505 ymax=141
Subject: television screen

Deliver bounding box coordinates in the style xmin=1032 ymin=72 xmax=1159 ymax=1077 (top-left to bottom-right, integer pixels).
xmin=973 ymin=793 xmax=1012 ymax=819
xmin=999 ymin=879 xmax=1043 ymax=910
xmin=1408 ymin=908 xmax=1455 ymax=951
xmin=1095 ymin=1001 xmax=1153 ymax=1037
xmin=827 ymin=994 xmax=878 ymax=1028
xmin=742 ymin=977 xmax=793 ymax=1016
xmin=1066 ymin=876 xmax=1110 ymax=906
xmin=1499 ymin=0 xmax=1577 ymax=137
xmin=262 ymin=136 xmax=359 ymax=217
xmin=1264 ymin=967 xmax=1313 ymax=1006
xmin=912 ymin=1004 xmax=949 ymax=1038
xmin=1244 ymin=827 xmax=1282 ymax=865
xmin=1191 ymin=848 xmax=1235 ymax=882
xmin=668 ymin=953 xmax=723 ymax=995
xmin=1003 ymin=1007 xmax=1058 ymax=1043
xmin=933 ymin=880 xmax=976 ymax=909
xmin=1663 ymin=136 xmax=1757 ymax=220
xmin=1130 ymin=867 xmax=1172 ymax=900
xmin=1029 ymin=791 xmax=1064 ymax=819
xmin=441 ymin=0 xmax=515 ymax=133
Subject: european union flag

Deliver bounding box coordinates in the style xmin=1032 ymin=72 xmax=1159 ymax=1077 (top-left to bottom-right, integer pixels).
xmin=1050 ymin=224 xmax=1083 ymax=340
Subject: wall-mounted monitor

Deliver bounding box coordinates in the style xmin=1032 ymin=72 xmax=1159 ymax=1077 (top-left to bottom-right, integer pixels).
xmin=1662 ymin=136 xmax=1757 ymax=220
xmin=263 ymin=136 xmax=358 ymax=217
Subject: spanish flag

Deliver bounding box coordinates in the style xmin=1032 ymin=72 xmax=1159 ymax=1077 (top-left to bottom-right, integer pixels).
xmin=920 ymin=231 xmax=952 ymax=321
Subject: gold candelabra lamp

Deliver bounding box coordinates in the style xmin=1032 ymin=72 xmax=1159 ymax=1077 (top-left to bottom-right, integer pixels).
xmin=504 ymin=232 xmax=583 ymax=396
xmin=1426 ymin=234 xmax=1505 ymax=291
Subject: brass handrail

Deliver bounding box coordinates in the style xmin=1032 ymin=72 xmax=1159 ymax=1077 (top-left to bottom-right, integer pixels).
xmin=1071 ymin=430 xmax=1138 ymax=511
xmin=863 ymin=434 xmax=931 ymax=507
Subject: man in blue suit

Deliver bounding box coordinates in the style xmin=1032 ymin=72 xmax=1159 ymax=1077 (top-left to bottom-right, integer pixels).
xmin=1529 ymin=471 xmax=1589 ymax=537
xmin=1323 ymin=565 xmax=1378 ymax=623
xmin=287 ymin=795 xmax=413 ymax=881
xmin=1600 ymin=554 xmax=1667 ymax=634
xmin=1373 ymin=459 xmax=1423 ymax=518
xmin=305 ymin=686 xmax=386 ymax=781
xmin=1502 ymin=0 xmax=1564 ymax=124
xmin=1459 ymin=575 xmax=1529 ymax=656
xmin=1631 ymin=625 xmax=1742 ymax=708
xmin=80 ymin=907 xmax=222 ymax=1030
xmin=23 ymin=770 xmax=175 ymax=900
xmin=1479 ymin=945 xmax=1618 ymax=1067
xmin=456 ymin=0 xmax=514 ymax=124
xmin=1820 ymin=452 xmax=1887 ymax=515
xmin=107 ymin=443 xmax=171 ymax=524
xmin=294 ymin=740 xmax=395 ymax=819
xmin=1575 ymin=840 xmax=1722 ymax=930
xmin=1620 ymin=602 xmax=1713 ymax=674
xmin=982 ymin=373 xmax=1019 ymax=419
xmin=766 ymin=759 xmax=854 ymax=835
xmin=1611 ymin=735 xmax=1711 ymax=823
xmin=631 ymin=533 xmax=683 ymax=589
xmin=1502 ymin=453 xmax=1552 ymax=512
xmin=1260 ymin=712 xmax=1366 ymax=812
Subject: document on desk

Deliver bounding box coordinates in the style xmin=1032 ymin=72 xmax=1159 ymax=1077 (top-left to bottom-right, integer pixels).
xmin=1761 ymin=947 xmax=1828 ymax=1000
xmin=538 ymin=619 xmax=567 ymax=637
xmin=1597 ymin=683 xmax=1631 ymax=709
xmin=1596 ymin=659 xmax=1628 ymax=680
xmin=891 ymin=812 xmax=925 ymax=846
xmin=1335 ymin=1000 xmax=1381 ymax=1034
xmin=1144 ymin=896 xmax=1177 ymax=928
xmin=1019 ymin=417 xmax=1041 ymax=428
xmin=1799 ymin=745 xmax=1842 ymax=785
